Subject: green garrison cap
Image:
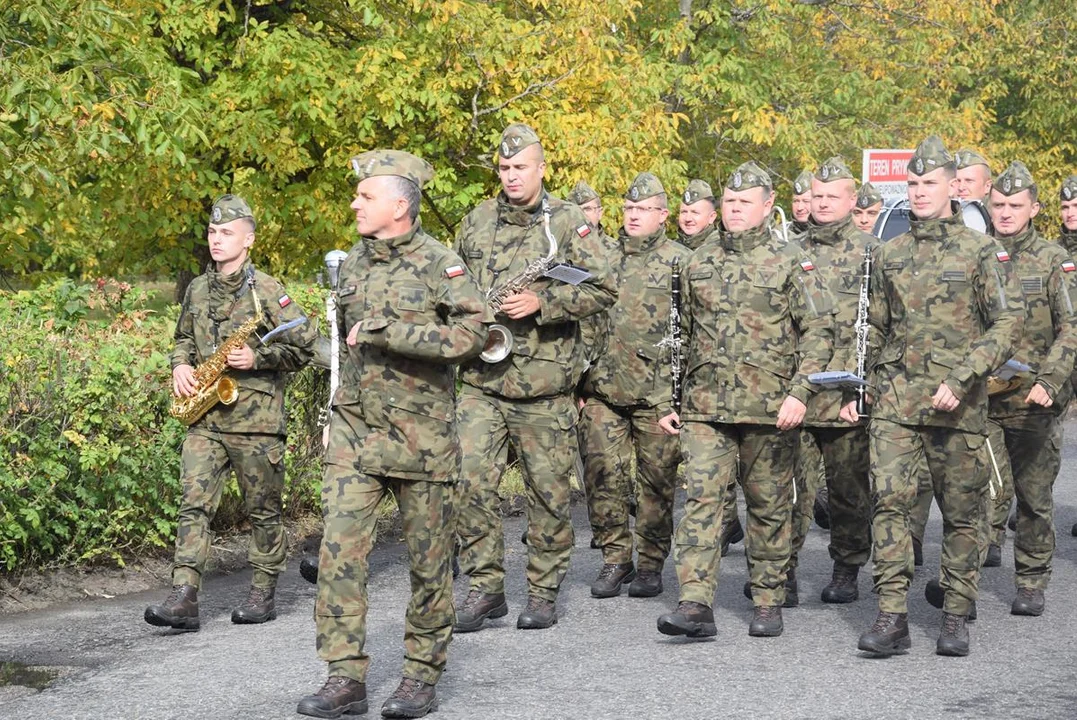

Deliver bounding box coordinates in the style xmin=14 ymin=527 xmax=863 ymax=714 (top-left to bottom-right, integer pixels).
xmin=815 ymin=156 xmax=855 ymax=183
xmin=499 ymin=123 xmax=541 ymax=159
xmin=994 ymin=161 xmax=1036 ymax=197
xmin=682 ymin=179 xmax=715 ymax=205
xmin=625 ymin=172 xmax=666 ymax=201
xmin=954 ymin=148 xmax=991 ymax=171
xmin=568 ymin=180 xmax=600 ymax=206
xmin=1061 ymin=176 xmax=1077 ymax=202
xmin=909 ymin=135 xmax=954 ymax=176
xmin=856 ymin=182 xmax=883 ymax=209
xmin=209 ymin=194 xmax=254 ymax=225
xmin=726 ymin=161 xmax=772 ymax=192
xmin=350 ymin=149 xmax=434 ymax=189
xmin=792 ymin=170 xmax=813 ymax=196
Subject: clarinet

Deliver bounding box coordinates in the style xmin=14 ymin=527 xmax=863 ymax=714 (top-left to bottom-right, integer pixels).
xmin=320 ymin=250 xmax=348 ymax=445
xmin=657 ymin=258 xmax=683 ymax=411
xmin=854 ymin=245 xmax=872 ymax=416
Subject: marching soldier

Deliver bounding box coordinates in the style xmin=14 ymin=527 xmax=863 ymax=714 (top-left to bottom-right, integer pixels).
xmin=1060 ymin=175 xmax=1077 ymax=256
xmin=578 ymin=173 xmax=690 ymax=599
xmin=954 ymin=149 xmax=994 ymax=202
xmin=656 ymin=161 xmax=835 ymax=638
xmin=677 ymin=179 xmax=720 ymax=251
xmin=790 ymin=170 xmax=814 ymax=235
xmin=847 ymin=136 xmax=1024 ymax=658
xmin=568 ymin=180 xmax=610 ymax=244
xmin=144 ymin=195 xmax=316 ymax=632
xmin=853 ymin=183 xmax=884 ymax=235
xmin=453 ymin=124 xmax=617 ymax=632
xmin=296 ymin=151 xmax=488 ymax=719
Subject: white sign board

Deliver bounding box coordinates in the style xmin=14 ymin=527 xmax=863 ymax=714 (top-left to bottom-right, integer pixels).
xmin=862 ymin=149 xmax=915 ymax=202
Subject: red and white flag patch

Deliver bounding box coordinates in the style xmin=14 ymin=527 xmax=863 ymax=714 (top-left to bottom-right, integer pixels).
xmin=278 ymin=294 xmax=291 ymax=308
xmin=800 ymin=259 xmax=815 ymax=272
xmin=445 ymin=265 xmax=465 ymax=278
xmin=1063 ymin=261 xmax=1076 ymax=273
xmin=996 ymin=250 xmax=1011 ymax=262
xmin=576 ymin=224 xmax=591 ymax=238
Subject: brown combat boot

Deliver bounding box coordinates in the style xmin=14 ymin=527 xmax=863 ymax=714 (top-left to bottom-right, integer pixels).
xmin=453 ymin=589 xmax=508 ymax=633
xmin=144 ymin=584 xmax=199 ymax=631
xmin=296 ymin=676 xmax=367 ymax=719
xmin=936 ymin=612 xmax=970 ymax=656
xmin=820 ymin=562 xmax=860 ymax=604
xmin=857 ymin=611 xmax=910 ymax=656
xmin=590 ymin=562 xmax=636 ymax=598
xmin=748 ymin=605 xmax=783 ymax=637
xmin=381 ymin=677 xmax=438 ymax=719
xmin=517 ymin=596 xmax=557 ymax=629
xmin=1011 ymin=587 xmax=1045 ymax=616
xmin=231 ymin=585 xmax=277 ymax=624
xmin=657 ymin=601 xmax=716 ymax=638
xmin=628 ymin=569 xmax=664 ymax=598
xmin=719 ymin=515 xmax=745 ymax=557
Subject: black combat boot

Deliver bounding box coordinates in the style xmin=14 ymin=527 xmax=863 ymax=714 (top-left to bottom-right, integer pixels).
xmin=936 ymin=612 xmax=970 ymax=656
xmin=813 ymin=487 xmax=831 ymax=530
xmin=590 ymin=562 xmax=636 ymax=598
xmin=299 ymin=557 xmax=319 ymax=584
xmin=983 ymin=543 xmax=1002 ymax=568
xmin=820 ymin=562 xmax=860 ymax=604
xmin=719 ymin=515 xmax=745 ymax=557
xmin=144 ymin=584 xmax=199 ymax=631
xmin=628 ymin=569 xmax=663 ymax=598
xmin=857 ymin=611 xmax=910 ymax=655
xmin=231 ymin=585 xmax=277 ymax=624
xmin=297 ymin=676 xmax=367 ymax=719
xmin=1071 ymin=522 xmax=1077 ymax=537
xmin=453 ymin=590 xmax=508 ymax=633
xmin=1011 ymin=587 xmax=1045 ymax=616
xmin=517 ymin=595 xmax=557 ymax=629
xmin=924 ymin=578 xmax=977 ymax=621
xmin=748 ymin=605 xmax=783 ymax=637
xmin=913 ymin=536 xmax=924 ymax=567
xmin=381 ymin=677 xmax=438 ymax=719
xmin=743 ymin=570 xmax=797 ymax=608
xmin=657 ymin=601 xmax=716 ymax=638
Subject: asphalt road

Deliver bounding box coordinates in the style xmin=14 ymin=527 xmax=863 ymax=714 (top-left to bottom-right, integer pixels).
xmin=3 ymin=422 xmax=1077 ymax=720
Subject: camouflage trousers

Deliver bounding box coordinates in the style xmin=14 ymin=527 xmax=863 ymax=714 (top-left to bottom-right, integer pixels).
xmin=984 ymin=415 xmax=1062 ymax=590
xmin=674 ymin=422 xmax=796 ymax=608
xmin=454 ymin=387 xmax=576 ymax=602
xmin=789 ymin=426 xmax=872 ymax=571
xmin=172 ymin=429 xmax=286 ymax=589
xmin=577 ymin=398 xmax=681 ymax=571
xmin=869 ymin=419 xmax=988 ymax=615
xmin=316 ymin=409 xmax=455 ymax=685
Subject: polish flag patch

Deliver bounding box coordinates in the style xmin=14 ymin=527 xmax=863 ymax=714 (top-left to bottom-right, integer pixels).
xmin=445 ymin=265 xmax=465 ymax=278
xmin=278 ymin=294 xmax=291 ymax=308
xmin=800 ymin=259 xmax=815 ymax=272
xmin=996 ymin=250 xmax=1011 ymax=262
xmin=576 ymin=224 xmax=591 ymax=238
xmin=1063 ymin=261 xmax=1076 ymax=273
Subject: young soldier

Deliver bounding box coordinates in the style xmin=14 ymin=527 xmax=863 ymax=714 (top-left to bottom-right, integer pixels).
xmin=790 ymin=170 xmax=814 ymax=235
xmin=1059 ymin=175 xmax=1077 ymax=257
xmin=145 ymin=194 xmax=316 ymax=631
xmin=568 ymin=180 xmax=609 ymax=242
xmin=954 ymin=149 xmax=994 ymax=202
xmin=578 ymin=173 xmax=690 ymax=599
xmin=853 ymin=183 xmax=884 ymax=235
xmin=296 ymin=151 xmax=488 ymax=719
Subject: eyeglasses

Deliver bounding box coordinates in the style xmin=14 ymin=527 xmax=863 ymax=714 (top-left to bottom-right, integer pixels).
xmin=623 ymin=205 xmax=665 ymax=215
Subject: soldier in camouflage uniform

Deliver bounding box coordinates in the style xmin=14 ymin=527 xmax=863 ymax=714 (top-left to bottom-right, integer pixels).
xmin=853 ymin=183 xmax=884 ymax=236
xmin=144 ymin=195 xmax=316 ymax=632
xmin=655 ymin=161 xmax=835 ymax=639
xmin=789 ymin=170 xmax=814 ymax=235
xmin=452 ymin=124 xmax=617 ymax=632
xmin=569 ymin=180 xmax=617 ymax=372
xmin=296 ymin=151 xmax=488 ymax=720
xmin=1059 ymin=175 xmax=1077 ymax=256
xmin=954 ymin=149 xmax=994 ymax=202
xmin=848 ymin=136 xmax=1025 ymax=658
xmin=578 ymin=173 xmax=690 ymax=599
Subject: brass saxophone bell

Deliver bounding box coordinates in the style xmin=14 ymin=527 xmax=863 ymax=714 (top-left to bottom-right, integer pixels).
xmin=217 ymin=376 xmax=240 ymax=405
xmin=481 ymin=323 xmax=514 ymax=363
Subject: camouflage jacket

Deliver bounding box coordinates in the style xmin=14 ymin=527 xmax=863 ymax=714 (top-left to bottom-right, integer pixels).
xmin=171 ymin=261 xmax=316 ymax=435
xmin=1060 ymin=226 xmax=1077 ymax=257
xmin=454 ymin=190 xmax=617 ymax=400
xmin=989 ymin=226 xmax=1077 ymax=418
xmin=331 ymin=222 xmax=488 ymax=482
xmin=680 ymin=223 xmax=836 ymax=425
xmin=578 ymin=224 xmax=619 ymax=370
xmin=800 ymin=215 xmax=875 ymax=427
xmin=866 ymin=211 xmax=1025 ymax=432
xmin=581 ymin=227 xmax=691 ymax=415
xmin=677 ymin=223 xmax=719 ymax=252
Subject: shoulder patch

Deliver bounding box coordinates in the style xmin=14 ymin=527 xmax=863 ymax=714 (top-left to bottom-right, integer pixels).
xmin=445 ymin=265 xmax=465 ymax=278
xmin=576 ymin=223 xmax=591 ymax=238
xmin=800 ymin=259 xmax=815 ymax=272
xmin=996 ymin=250 xmax=1011 ymax=263
xmin=1063 ymin=261 xmax=1076 ymax=273
xmin=278 ymin=294 xmax=291 ymax=308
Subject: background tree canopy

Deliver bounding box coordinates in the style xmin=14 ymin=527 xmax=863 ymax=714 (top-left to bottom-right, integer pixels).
xmin=3 ymin=0 xmax=1075 ymax=293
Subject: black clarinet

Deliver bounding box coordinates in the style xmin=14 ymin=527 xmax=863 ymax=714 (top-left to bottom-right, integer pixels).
xmin=854 ymin=245 xmax=872 ymax=416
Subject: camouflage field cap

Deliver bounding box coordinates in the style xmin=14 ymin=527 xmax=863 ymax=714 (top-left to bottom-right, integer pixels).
xmin=856 ymin=182 xmax=883 ymax=209
xmin=954 ymin=148 xmax=991 ymax=171
xmin=994 ymin=161 xmax=1036 ymax=197
xmin=350 ymin=149 xmax=434 ymax=188
xmin=815 ymin=156 xmax=855 ymax=183
xmin=792 ymin=170 xmax=813 ymax=196
xmin=209 ymin=194 xmax=254 ymax=225
xmin=909 ymin=135 xmax=955 ymax=176
xmin=499 ymin=123 xmax=541 ymax=159
xmin=682 ymin=179 xmax=715 ymax=205
xmin=625 ymin=172 xmax=666 ymax=201
xmin=726 ymin=161 xmax=772 ymax=192
xmin=568 ymin=180 xmax=600 ymax=206
xmin=1061 ymin=175 xmax=1077 ymax=202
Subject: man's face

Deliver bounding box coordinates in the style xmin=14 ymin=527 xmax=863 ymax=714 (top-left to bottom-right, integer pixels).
xmin=852 ymin=202 xmax=883 ymax=233
xmin=792 ymin=192 xmax=812 ymax=222
xmin=1061 ymin=198 xmax=1077 ymax=232
xmin=988 ymin=189 xmax=1040 ymax=237
xmin=207 ymin=218 xmax=254 ymax=266
xmin=954 ymin=165 xmax=992 ymax=201
xmin=810 ymin=178 xmax=856 ymax=225
xmin=721 ymin=187 xmax=774 ymax=232
xmin=351 ymin=176 xmax=405 ymax=238
xmin=579 ymin=198 xmax=603 ymax=228
xmin=623 ymin=198 xmax=669 ymax=238
xmin=498 ymin=144 xmax=546 ymax=206
xmin=907 ymin=166 xmax=957 ymax=221
xmin=678 ymin=199 xmax=717 ymax=236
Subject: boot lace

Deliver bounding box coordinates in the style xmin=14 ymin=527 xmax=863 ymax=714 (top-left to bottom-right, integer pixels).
xmin=389 ymin=678 xmax=423 ymax=700
xmin=942 ymin=612 xmax=964 ymax=634
xmin=596 ymin=564 xmax=620 ymax=581
xmin=317 ymin=676 xmax=355 ymax=697
xmin=460 ymin=589 xmax=483 ymax=612
xmin=870 ymin=611 xmax=898 ymax=633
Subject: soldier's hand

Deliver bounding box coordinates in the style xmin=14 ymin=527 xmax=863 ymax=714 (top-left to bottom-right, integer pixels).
xmin=501 ymin=290 xmax=541 ymax=319
xmin=1025 ymin=382 xmax=1054 ymax=408
xmin=347 ymin=319 xmax=390 ymax=348
xmin=931 ymin=382 xmax=960 ymax=412
xmin=226 ymin=345 xmax=256 ymax=370
xmin=776 ymin=396 xmax=807 ymax=431
xmin=172 ymin=364 xmax=198 ymax=398
xmin=839 ymin=400 xmax=860 ymax=424
xmin=658 ymin=411 xmax=681 ymax=435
